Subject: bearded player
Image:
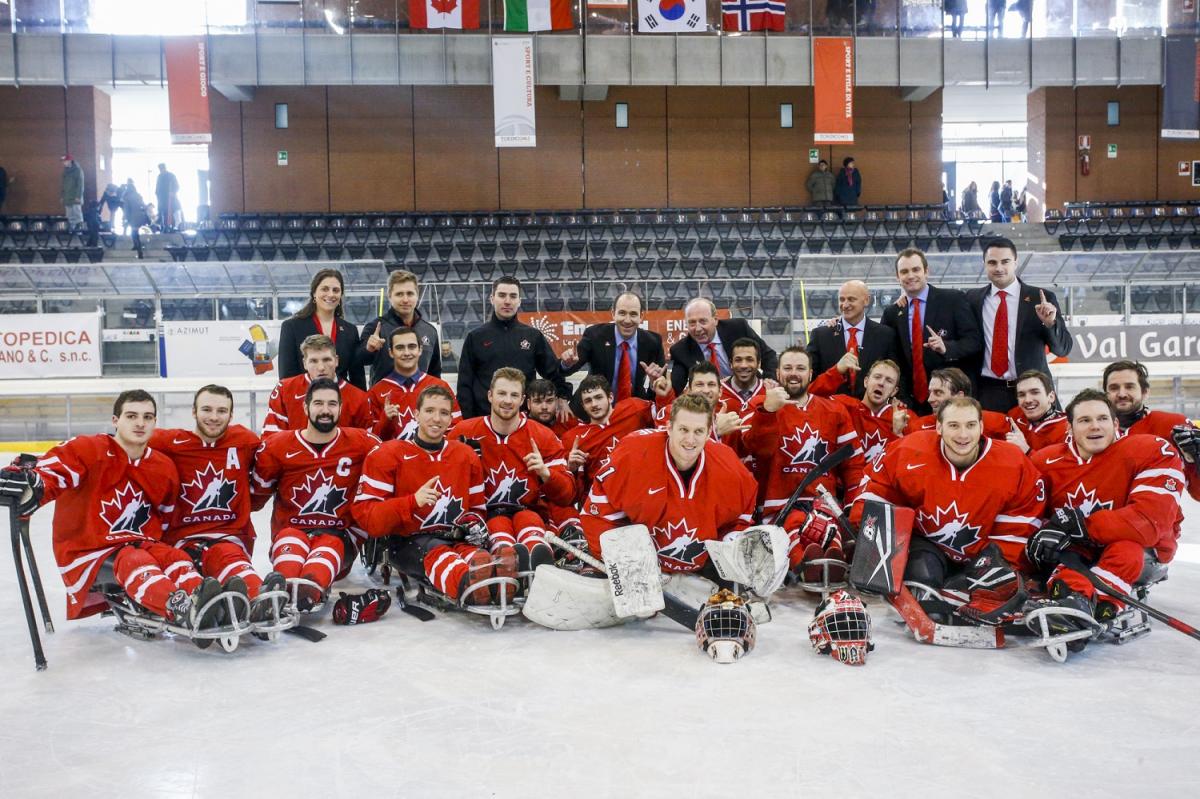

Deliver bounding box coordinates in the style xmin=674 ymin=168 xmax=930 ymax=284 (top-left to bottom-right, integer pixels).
xmin=368 ymin=327 xmax=460 ymax=441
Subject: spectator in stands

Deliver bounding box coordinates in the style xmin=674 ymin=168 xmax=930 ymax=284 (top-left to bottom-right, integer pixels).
xmin=61 ymin=155 xmax=85 ymax=230
xmin=100 ymin=184 xmax=122 ymax=230
xmin=945 ymin=0 xmax=966 ymax=38
xmin=988 ymin=181 xmax=1002 ymax=222
xmin=669 ymin=297 xmax=777 ymax=395
xmin=356 ymin=269 xmax=441 ymax=386
xmin=880 ymin=248 xmax=982 ymax=414
xmin=83 ymin=199 xmax=101 ymax=248
xmin=1014 ymin=187 xmax=1028 ymax=222
xmin=278 ymin=268 xmax=365 ymax=389
xmin=963 ymin=236 xmax=1072 ymax=413
xmin=805 ymin=160 xmax=835 ymax=206
xmin=960 ymin=181 xmax=981 ymax=216
xmin=1000 ymin=180 xmax=1014 ymax=222
xmin=987 ymin=0 xmax=1005 ymax=36
xmin=834 ymin=157 xmax=862 ymax=207
xmin=1012 ymin=0 xmax=1031 ymax=37
xmin=440 ymin=341 xmax=458 ymax=373
xmin=457 ymin=276 xmax=571 ymax=420
xmin=806 ymin=280 xmax=900 ymax=399
xmin=120 ymin=180 xmax=150 ymax=259
xmin=155 ymin=163 xmax=180 ymax=232
xmin=560 ymin=291 xmax=667 ymax=403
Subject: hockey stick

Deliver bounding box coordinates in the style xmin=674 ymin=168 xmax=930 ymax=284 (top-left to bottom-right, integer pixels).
xmin=543 ymin=530 xmax=700 ymax=630
xmin=6 ymin=499 xmax=47 ymax=670
xmin=771 ymin=443 xmax=855 ymax=526
xmin=1059 ymin=552 xmax=1200 ymax=643
xmin=20 ymin=515 xmax=54 ymax=634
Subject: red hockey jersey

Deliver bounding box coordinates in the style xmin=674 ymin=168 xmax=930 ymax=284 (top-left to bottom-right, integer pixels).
xmin=1123 ymin=409 xmax=1200 ymax=502
xmin=368 ymin=372 xmax=461 ymax=441
xmin=562 ymin=396 xmax=666 ymax=491
xmin=581 ymin=430 xmax=758 ymax=573
xmin=853 ymin=431 xmax=1045 ymax=568
xmin=720 ymin=377 xmax=767 ymax=413
xmin=33 ymin=435 xmax=180 ymax=619
xmin=149 ymin=425 xmax=261 ymax=549
xmin=743 ymin=394 xmax=864 ymax=518
xmin=907 ymin=410 xmax=1011 ymax=442
xmin=251 ymin=427 xmax=378 ymax=541
xmin=452 ymin=414 xmax=575 ymax=511
xmin=262 ymin=374 xmax=374 ymax=436
xmin=1006 ymin=407 xmax=1070 ymax=453
xmin=353 ymin=438 xmax=484 ymax=537
xmin=1032 ymin=434 xmax=1185 ymax=563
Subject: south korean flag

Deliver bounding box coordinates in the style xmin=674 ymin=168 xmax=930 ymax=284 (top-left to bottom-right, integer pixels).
xmin=638 ymin=0 xmax=706 ymax=32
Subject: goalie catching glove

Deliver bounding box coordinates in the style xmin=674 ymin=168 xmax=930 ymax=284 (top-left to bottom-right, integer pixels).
xmin=0 ymin=459 xmax=43 ymax=517
xmin=1171 ymin=423 xmax=1200 ymax=464
xmin=1026 ymin=506 xmax=1090 ymax=573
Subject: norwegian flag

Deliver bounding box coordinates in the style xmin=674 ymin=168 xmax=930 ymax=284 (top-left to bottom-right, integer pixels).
xmin=720 ymin=0 xmax=785 ymax=32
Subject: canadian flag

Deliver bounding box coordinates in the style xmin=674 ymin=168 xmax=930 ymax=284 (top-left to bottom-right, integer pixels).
xmin=409 ymin=0 xmax=481 ymax=29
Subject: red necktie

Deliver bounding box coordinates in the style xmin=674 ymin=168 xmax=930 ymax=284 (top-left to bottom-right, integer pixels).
xmin=991 ymin=290 xmax=1010 ymax=378
xmin=846 ymin=326 xmax=860 ymax=387
xmin=616 ymin=341 xmax=633 ymax=402
xmin=911 ymin=298 xmax=927 ymax=404
xmin=707 ymin=343 xmax=720 ymax=370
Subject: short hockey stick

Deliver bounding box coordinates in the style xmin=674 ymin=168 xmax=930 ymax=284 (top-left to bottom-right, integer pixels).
xmin=772 ymin=444 xmax=855 ymax=526
xmin=7 ymin=499 xmax=48 ymax=670
xmin=1059 ymin=552 xmax=1200 ymax=643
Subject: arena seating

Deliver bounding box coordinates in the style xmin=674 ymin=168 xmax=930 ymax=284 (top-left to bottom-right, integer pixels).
xmin=1046 ymin=202 xmax=1200 ymax=252
xmin=0 ymin=216 xmax=108 ymax=263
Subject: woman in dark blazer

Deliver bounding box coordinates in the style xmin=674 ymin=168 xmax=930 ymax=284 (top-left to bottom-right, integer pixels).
xmin=277 ymin=268 xmax=365 ymax=389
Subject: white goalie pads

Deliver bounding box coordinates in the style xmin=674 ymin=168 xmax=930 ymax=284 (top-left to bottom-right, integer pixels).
xmin=704 ymin=525 xmax=791 ymax=598
xmin=523 ymin=565 xmax=628 ymax=630
xmin=599 ymin=525 xmax=665 ymax=618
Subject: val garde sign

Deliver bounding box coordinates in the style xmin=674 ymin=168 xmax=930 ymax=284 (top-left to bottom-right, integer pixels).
xmin=0 ymin=312 xmax=102 ymax=378
xmin=1071 ymin=324 xmax=1200 ymax=363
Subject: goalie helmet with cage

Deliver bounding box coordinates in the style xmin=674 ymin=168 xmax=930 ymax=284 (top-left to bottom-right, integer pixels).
xmin=808 ymin=589 xmax=873 ymax=666
xmin=694 ymin=589 xmax=757 ymax=664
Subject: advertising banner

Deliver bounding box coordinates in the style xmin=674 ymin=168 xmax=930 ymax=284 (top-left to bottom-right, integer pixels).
xmin=0 ymin=313 xmax=101 ymax=379
xmin=1162 ymin=36 xmax=1200 ymax=139
xmin=161 ymin=320 xmax=283 ymax=378
xmin=814 ymin=37 xmax=854 ymax=143
xmin=1069 ymin=324 xmax=1200 ymax=363
xmin=164 ymin=36 xmax=212 ymax=145
xmin=492 ymin=37 xmax=537 ymax=148
xmin=524 ymin=309 xmax=731 ymax=357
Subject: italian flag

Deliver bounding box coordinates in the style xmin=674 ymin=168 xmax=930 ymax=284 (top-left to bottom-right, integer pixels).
xmin=504 ymin=0 xmax=573 ymax=31
xmin=409 ymin=0 xmax=481 ymax=29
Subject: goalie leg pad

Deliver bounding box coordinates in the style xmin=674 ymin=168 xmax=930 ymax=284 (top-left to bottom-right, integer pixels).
xmin=523 ymin=564 xmax=626 ymax=630
xmin=849 ymin=501 xmax=915 ymax=598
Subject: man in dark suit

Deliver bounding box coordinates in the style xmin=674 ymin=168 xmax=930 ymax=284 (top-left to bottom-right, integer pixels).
xmin=806 ymin=279 xmax=900 ymax=397
xmin=669 ymin=297 xmax=777 ymax=395
xmin=560 ymin=291 xmax=667 ymax=402
xmin=880 ymin=248 xmax=982 ymax=414
xmin=964 ymin=237 xmax=1073 ymax=413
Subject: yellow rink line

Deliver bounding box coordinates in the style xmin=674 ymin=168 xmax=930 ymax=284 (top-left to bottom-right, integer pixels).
xmin=0 ymin=441 xmax=59 ymax=455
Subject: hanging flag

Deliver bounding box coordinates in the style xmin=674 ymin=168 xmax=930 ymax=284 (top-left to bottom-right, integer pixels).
xmin=721 ymin=0 xmax=784 ymax=31
xmin=814 ymin=37 xmax=854 ymax=143
xmin=637 ymin=0 xmax=706 ymax=32
xmin=408 ymin=0 xmax=481 ymax=29
xmin=1162 ymin=36 xmax=1200 ymax=139
xmin=504 ymin=0 xmax=573 ymax=31
xmin=164 ymin=37 xmax=211 ymax=144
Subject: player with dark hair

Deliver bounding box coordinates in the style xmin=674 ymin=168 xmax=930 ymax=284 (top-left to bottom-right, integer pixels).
xmin=0 ymin=390 xmax=225 ymax=637
xmin=528 ymin=377 xmax=579 ymax=439
xmin=902 ymin=367 xmax=1010 ymax=442
xmin=263 ymin=334 xmax=373 ymax=436
xmin=808 ymin=356 xmax=908 ymax=466
xmin=251 ymin=378 xmax=379 ymax=610
xmin=721 ymin=338 xmax=770 ymax=411
xmin=368 ymin=327 xmax=459 ymax=441
xmin=1005 ymin=370 xmax=1068 ymax=453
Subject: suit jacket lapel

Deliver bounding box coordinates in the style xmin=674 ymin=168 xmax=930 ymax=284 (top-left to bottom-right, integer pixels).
xmin=1015 ymin=283 xmax=1035 ymax=334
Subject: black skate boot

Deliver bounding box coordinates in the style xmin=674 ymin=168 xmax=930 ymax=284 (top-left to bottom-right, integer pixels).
xmin=188 ymin=577 xmax=225 ymax=649
xmin=222 ymin=575 xmax=249 ymax=624
xmin=250 ymin=572 xmax=288 ymax=625
xmin=1045 ymin=580 xmax=1097 ymax=652
xmin=948 ymin=544 xmax=1028 ymax=626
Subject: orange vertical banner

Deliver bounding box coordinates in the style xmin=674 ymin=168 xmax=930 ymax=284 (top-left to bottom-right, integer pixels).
xmin=165 ymin=37 xmax=212 ymax=144
xmin=813 ymin=37 xmax=854 ymax=143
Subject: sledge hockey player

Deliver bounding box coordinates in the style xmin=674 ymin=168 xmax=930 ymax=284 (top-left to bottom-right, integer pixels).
xmin=262 ymin=334 xmax=373 ymax=435
xmin=1004 ymin=370 xmax=1069 ymax=454
xmin=563 ymin=373 xmax=673 ymax=491
xmin=1103 ymin=359 xmax=1200 ymax=500
xmin=583 ymin=393 xmax=759 ymax=578
xmin=453 ymin=368 xmax=576 ymax=572
xmin=528 ymin=378 xmax=579 ymax=440
xmin=1029 ymin=389 xmax=1185 ymax=639
xmin=151 ymin=384 xmax=288 ymax=626
xmin=851 ymin=395 xmax=1045 ymax=625
xmin=368 ymin=327 xmax=460 ymax=441
xmin=901 ymin=367 xmax=1010 ymax=442
xmin=354 ymin=385 xmax=513 ymax=606
xmin=252 ymin=378 xmax=379 ymax=610
xmin=807 ymin=356 xmax=908 ymax=465
xmin=743 ymin=346 xmax=864 ymax=580
xmin=0 ymin=390 xmax=226 ymax=639
xmin=659 ymin=362 xmax=754 ymax=446
xmin=720 ymin=338 xmax=771 ymax=412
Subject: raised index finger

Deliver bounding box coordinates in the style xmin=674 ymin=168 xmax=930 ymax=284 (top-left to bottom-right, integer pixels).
xmin=1039 ymin=289 xmax=1047 ymax=305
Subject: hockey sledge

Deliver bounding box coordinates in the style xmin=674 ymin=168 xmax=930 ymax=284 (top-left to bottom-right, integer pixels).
xmin=101 ymin=584 xmax=254 ymax=653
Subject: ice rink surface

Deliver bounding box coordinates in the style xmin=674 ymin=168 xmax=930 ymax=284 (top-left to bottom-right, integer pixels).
xmin=2 ymin=499 xmax=1199 ymax=799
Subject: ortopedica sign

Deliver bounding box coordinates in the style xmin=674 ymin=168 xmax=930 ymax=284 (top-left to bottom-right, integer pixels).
xmin=1070 ymin=324 xmax=1200 ymax=362
xmin=0 ymin=312 xmax=102 ymax=378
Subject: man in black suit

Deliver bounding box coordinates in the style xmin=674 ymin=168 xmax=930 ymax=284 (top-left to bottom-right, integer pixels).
xmin=668 ymin=297 xmax=778 ymax=395
xmin=560 ymin=291 xmax=667 ymax=402
xmin=806 ymin=279 xmax=900 ymax=397
xmin=964 ymin=237 xmax=1073 ymax=413
xmin=880 ymin=248 xmax=982 ymax=414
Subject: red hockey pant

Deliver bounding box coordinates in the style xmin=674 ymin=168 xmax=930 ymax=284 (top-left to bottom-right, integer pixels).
xmin=1054 ymin=540 xmax=1145 ymax=609
xmin=270 ymin=528 xmax=345 ymax=590
xmin=486 ymin=510 xmax=548 ymax=553
xmin=113 ymin=542 xmax=203 ymax=617
xmin=200 ymin=541 xmax=264 ymax=598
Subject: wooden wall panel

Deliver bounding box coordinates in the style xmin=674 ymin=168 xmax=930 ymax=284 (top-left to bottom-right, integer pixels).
xmin=1075 ymin=87 xmax=1158 ymax=203
xmin=412 ymin=87 xmax=498 ymax=211
xmin=327 ymin=87 xmax=415 ymax=212
xmin=241 ymin=88 xmax=330 ymax=212
xmin=208 ymin=93 xmax=246 ymax=215
xmin=667 ymin=87 xmax=749 ymax=208
xmin=0 ymin=87 xmax=68 ymax=213
xmin=909 ymin=89 xmax=944 ymax=205
xmin=583 ymin=87 xmax=668 ymax=209
xmin=749 ymin=88 xmax=818 ymax=207
xmin=498 ymin=87 xmax=584 ymax=210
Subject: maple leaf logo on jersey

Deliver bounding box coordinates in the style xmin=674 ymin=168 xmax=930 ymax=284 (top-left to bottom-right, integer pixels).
xmin=654 ymin=519 xmax=706 ymax=569
xmin=780 ymin=425 xmax=829 ymax=469
xmin=182 ymin=462 xmax=237 ymax=512
xmin=917 ymin=501 xmax=982 ymax=558
xmin=417 ymin=478 xmax=464 ymax=528
xmin=486 ymin=463 xmax=528 ymax=509
xmin=99 ymin=483 xmax=152 ymax=536
xmin=861 ymin=430 xmax=887 ymax=465
xmin=292 ymin=468 xmax=348 ymax=519
xmin=390 ymin=407 xmax=418 ymax=441
xmin=1065 ymin=484 xmax=1113 ymax=517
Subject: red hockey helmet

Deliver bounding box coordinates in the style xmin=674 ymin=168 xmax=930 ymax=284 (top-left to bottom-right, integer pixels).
xmin=808 ymin=589 xmax=873 ymax=666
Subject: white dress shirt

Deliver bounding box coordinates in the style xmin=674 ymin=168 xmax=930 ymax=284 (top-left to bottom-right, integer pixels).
xmin=981 ymin=282 xmax=1019 ymax=380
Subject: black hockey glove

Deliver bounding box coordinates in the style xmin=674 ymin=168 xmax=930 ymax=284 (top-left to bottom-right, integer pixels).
xmin=0 ymin=465 xmax=43 ymax=517
xmin=332 ymin=589 xmax=391 ymax=625
xmin=1026 ymin=506 xmax=1089 ymax=572
xmin=1170 ymin=423 xmax=1200 ymax=464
